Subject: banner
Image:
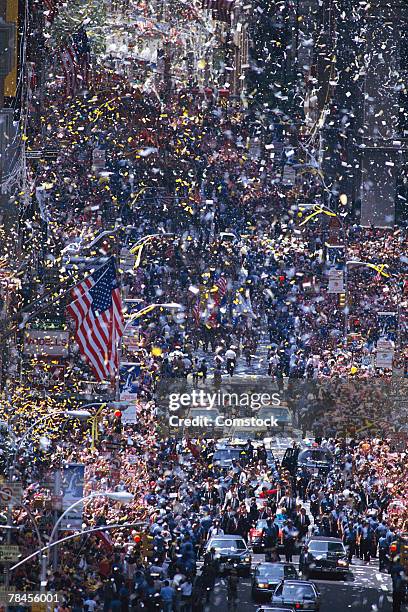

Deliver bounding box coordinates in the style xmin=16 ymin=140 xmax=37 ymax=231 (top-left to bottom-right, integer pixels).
xmin=377 ymin=311 xmax=398 ymax=341
xmin=119 ymin=362 xmax=141 ymax=402
xmin=325 ymin=244 xmax=345 ymax=267
xmin=60 ymin=464 xmax=84 ymax=530
xmin=24 ymin=331 xmax=69 ymax=357
xmin=328 ymin=269 xmax=344 ymax=293
xmin=376 ymin=339 xmax=394 ymax=369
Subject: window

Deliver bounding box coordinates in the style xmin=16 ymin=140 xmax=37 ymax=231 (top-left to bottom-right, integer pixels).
xmin=309 ymin=541 xmax=345 ymax=553
xmin=213 ymin=449 xmax=242 ymax=461
xmin=299 ymin=449 xmax=332 ymax=462
xmin=210 ymin=539 xmax=246 ymax=551
xmin=282 ymin=584 xmax=315 ymax=599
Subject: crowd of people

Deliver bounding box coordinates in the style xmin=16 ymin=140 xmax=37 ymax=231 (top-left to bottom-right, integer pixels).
xmin=0 ymin=6 xmax=406 ymax=611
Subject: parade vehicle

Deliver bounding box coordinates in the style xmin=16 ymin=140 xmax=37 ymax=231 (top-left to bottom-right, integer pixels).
xmin=270 ymin=580 xmax=321 ymax=611
xmin=211 ymin=444 xmax=247 ymax=469
xmin=282 ymin=446 xmax=333 ymax=477
xmin=252 ymin=562 xmax=298 ymax=602
xmin=256 ymin=406 xmax=293 ymax=434
xmin=249 ymin=518 xmax=283 ymax=552
xmin=299 ymin=537 xmax=349 ymax=577
xmin=256 ymin=608 xmax=296 ymax=612
xmin=204 ymin=534 xmax=252 ymax=575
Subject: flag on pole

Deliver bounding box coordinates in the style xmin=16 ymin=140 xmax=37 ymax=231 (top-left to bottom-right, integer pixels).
xmin=59 ymin=27 xmax=91 ymax=96
xmin=201 ymin=0 xmax=235 ymax=22
xmin=214 ymin=276 xmax=228 ymax=297
xmin=44 ymin=0 xmax=60 ymax=23
xmin=67 ymin=258 xmax=124 ymax=382
xmin=72 ymin=26 xmax=91 ymax=88
xmin=59 ymin=46 xmax=78 ymax=97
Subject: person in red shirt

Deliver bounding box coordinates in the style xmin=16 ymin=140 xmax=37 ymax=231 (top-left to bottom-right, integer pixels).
xmin=259 ymin=486 xmax=278 ymax=499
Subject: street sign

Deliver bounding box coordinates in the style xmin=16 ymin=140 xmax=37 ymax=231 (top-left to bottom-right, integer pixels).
xmin=0 ymin=483 xmax=22 ymax=507
xmin=0 ymin=546 xmax=20 ymax=562
xmin=26 ymin=150 xmax=58 ymax=160
xmin=51 ymin=495 xmax=63 ymax=511
xmin=328 ymin=269 xmax=344 ymax=293
xmin=376 ymin=339 xmax=394 ymax=369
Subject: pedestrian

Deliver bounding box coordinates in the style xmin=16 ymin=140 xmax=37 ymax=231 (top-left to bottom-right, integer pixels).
xmin=160 ymin=580 xmax=175 ymax=612
xmin=225 ymin=347 xmax=237 ymax=377
xmin=343 ymin=522 xmax=357 ymax=564
xmin=378 ymin=534 xmax=389 ymax=572
xmin=359 ymin=520 xmax=374 ymax=564
xmin=282 ymin=519 xmax=297 ymax=562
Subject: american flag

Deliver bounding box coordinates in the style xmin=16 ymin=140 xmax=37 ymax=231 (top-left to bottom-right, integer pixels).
xmin=192 ymin=298 xmax=201 ymax=325
xmin=59 ymin=27 xmax=91 ymax=96
xmin=67 ymin=258 xmax=124 ymax=382
xmin=202 ymin=0 xmax=235 ymax=22
xmin=214 ymin=276 xmax=228 ymax=297
xmin=44 ymin=0 xmax=59 ymax=23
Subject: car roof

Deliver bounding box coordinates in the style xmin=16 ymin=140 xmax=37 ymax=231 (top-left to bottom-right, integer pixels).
xmin=209 ymin=535 xmax=245 ymax=540
xmin=280 ymin=580 xmax=316 ymax=587
xmin=299 ymin=446 xmax=332 ymax=453
xmin=257 ymin=562 xmax=296 ymax=568
xmin=308 ymin=536 xmax=343 ymax=542
xmin=257 ymin=609 xmax=295 ymax=612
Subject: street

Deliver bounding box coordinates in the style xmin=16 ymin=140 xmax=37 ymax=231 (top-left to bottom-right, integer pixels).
xmin=206 ymin=556 xmax=394 ymax=611
xmin=0 ymin=0 xmax=406 ymax=611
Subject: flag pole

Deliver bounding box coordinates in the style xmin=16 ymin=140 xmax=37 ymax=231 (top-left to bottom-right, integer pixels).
xmin=0 ymin=258 xmax=114 ymax=344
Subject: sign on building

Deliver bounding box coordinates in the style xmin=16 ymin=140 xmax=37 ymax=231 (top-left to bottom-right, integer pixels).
xmin=24 ymin=331 xmax=69 ymax=357
xmin=0 ymin=546 xmax=20 ymax=562
xmin=376 ymin=339 xmax=394 ymax=369
xmin=60 ymin=464 xmax=84 ymax=530
xmin=328 ymin=269 xmax=344 ymax=293
xmin=0 ymin=482 xmax=22 ymax=507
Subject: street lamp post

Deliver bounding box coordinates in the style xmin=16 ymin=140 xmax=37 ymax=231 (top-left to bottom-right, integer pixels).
xmin=11 ymin=519 xmax=146 ymax=574
xmin=343 ymin=260 xmax=392 ymax=341
xmin=4 ymin=410 xmax=92 ymax=591
xmin=41 ymin=491 xmax=134 ymax=591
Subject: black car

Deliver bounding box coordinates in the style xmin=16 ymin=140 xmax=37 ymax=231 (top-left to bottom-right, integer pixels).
xmin=211 ymin=446 xmax=246 ymax=469
xmin=299 ymin=537 xmax=349 ymax=577
xmin=282 ymin=446 xmax=333 ymax=476
xmin=270 ymin=580 xmax=320 ymax=611
xmin=297 ymin=448 xmax=334 ymax=475
xmin=205 ymin=535 xmax=252 ymax=575
xmin=256 ymin=608 xmax=295 ymax=612
xmin=252 ymin=562 xmax=298 ymax=601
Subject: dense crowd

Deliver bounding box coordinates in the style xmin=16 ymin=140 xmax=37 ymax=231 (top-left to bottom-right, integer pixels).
xmin=0 ymin=13 xmax=406 ymax=612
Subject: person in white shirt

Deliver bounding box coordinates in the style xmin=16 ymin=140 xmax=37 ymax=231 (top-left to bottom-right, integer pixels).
xmin=225 ymin=348 xmax=237 ymax=376
xmin=207 ymin=521 xmax=224 ymax=539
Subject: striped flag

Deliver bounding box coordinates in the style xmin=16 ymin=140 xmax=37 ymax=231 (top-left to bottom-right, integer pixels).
xmin=202 ymin=0 xmax=235 ymax=22
xmin=44 ymin=0 xmax=59 ymax=23
xmin=59 ymin=46 xmax=78 ymax=97
xmin=214 ymin=276 xmax=228 ymax=297
xmin=59 ymin=27 xmax=91 ymax=96
xmin=192 ymin=298 xmax=201 ymax=325
xmin=67 ymin=258 xmax=124 ymax=382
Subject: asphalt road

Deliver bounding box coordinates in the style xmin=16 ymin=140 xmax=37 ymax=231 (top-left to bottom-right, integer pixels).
xmin=202 ymin=554 xmax=395 ymax=612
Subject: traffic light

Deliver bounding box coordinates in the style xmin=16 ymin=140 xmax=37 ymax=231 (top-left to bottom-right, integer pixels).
xmin=141 ymin=534 xmax=154 ymax=559
xmin=339 ymin=293 xmax=346 ymax=307
xmin=131 ymin=532 xmax=154 ymax=559
xmin=113 ymin=408 xmax=122 ymax=434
